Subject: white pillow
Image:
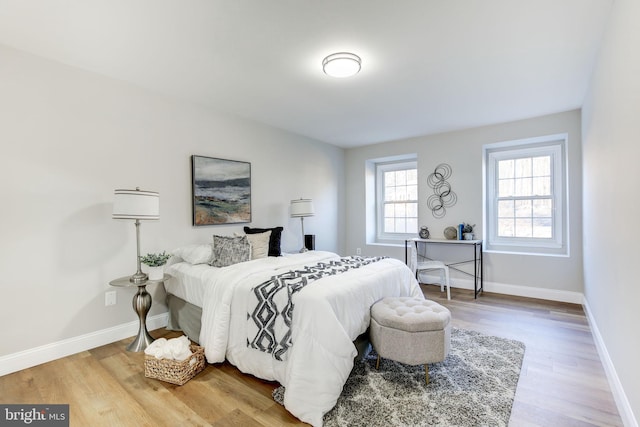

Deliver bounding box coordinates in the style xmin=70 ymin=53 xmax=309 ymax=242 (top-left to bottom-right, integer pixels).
xmin=246 ymin=230 xmax=272 ymax=260
xmin=172 ymin=244 xmax=213 ymax=265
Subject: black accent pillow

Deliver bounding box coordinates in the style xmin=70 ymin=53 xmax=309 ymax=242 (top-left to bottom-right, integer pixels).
xmin=244 ymin=226 xmax=283 ymax=257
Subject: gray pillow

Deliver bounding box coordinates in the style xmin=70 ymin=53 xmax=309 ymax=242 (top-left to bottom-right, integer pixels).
xmin=211 ymin=235 xmax=251 ymax=267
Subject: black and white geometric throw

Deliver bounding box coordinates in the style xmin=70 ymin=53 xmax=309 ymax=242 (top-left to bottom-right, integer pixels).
xmin=247 ymin=256 xmax=385 ymax=361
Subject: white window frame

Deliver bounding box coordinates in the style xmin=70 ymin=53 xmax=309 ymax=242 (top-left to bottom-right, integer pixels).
xmin=483 ymin=134 xmax=569 ymax=256
xmin=375 ymin=159 xmax=418 ymax=243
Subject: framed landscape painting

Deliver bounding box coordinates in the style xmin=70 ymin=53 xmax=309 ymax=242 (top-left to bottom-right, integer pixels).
xmin=191 ymin=155 xmax=251 ymax=226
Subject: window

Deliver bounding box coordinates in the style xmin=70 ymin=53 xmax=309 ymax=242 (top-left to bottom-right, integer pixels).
xmin=376 ymin=160 xmax=418 ymax=241
xmin=484 ymin=134 xmax=568 ymax=256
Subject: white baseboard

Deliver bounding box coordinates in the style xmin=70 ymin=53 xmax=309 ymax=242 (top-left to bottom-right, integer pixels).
xmin=483 ymin=280 xmax=583 ymax=304
xmin=0 ymin=313 xmax=168 ymax=377
xmin=420 ymin=274 xmax=584 ymax=304
xmin=583 ymin=299 xmax=638 ymax=427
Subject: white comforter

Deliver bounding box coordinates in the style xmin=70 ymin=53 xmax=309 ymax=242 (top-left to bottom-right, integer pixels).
xmin=189 ymin=251 xmax=422 ymax=426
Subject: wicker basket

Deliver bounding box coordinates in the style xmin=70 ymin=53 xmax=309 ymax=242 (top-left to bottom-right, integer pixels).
xmin=144 ymin=344 xmax=205 ymax=385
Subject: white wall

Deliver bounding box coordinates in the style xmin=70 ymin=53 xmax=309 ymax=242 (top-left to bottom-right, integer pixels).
xmin=345 ymin=110 xmax=583 ymax=300
xmin=582 ymin=0 xmax=640 ymax=423
xmin=0 ymin=44 xmax=344 ymax=358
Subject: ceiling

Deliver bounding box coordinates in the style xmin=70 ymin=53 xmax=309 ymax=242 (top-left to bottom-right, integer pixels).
xmin=0 ymin=0 xmax=613 ymax=148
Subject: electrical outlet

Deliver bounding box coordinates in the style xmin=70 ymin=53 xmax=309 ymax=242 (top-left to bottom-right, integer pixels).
xmin=105 ymin=291 xmax=117 ymax=306
xmin=356 ymin=248 xmax=362 ymax=255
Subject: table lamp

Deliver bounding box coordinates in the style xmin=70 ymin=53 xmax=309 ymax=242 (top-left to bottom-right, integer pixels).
xmin=113 ymin=188 xmax=160 ymax=283
xmin=290 ymin=198 xmax=314 ymax=253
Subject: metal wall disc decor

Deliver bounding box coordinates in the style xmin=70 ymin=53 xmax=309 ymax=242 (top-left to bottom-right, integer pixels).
xmin=443 ymin=226 xmax=458 ymax=240
xmin=427 ymin=163 xmax=457 ymax=218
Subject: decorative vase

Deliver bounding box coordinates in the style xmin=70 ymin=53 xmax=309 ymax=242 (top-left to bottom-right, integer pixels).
xmin=148 ymin=266 xmax=164 ymax=281
xmin=419 ymin=226 xmax=430 ymax=239
xmin=463 ymin=233 xmax=474 ymax=240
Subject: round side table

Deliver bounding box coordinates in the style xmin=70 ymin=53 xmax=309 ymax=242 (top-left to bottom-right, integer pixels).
xmin=109 ymin=274 xmax=170 ymax=352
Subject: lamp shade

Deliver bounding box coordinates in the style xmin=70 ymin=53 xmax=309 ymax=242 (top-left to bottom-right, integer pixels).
xmin=113 ymin=188 xmax=160 ymax=220
xmin=290 ymin=199 xmax=314 ymax=218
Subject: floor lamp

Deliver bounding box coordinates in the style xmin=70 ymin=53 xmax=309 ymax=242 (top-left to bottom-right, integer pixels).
xmin=113 ymin=188 xmax=160 ymax=283
xmin=290 ymin=198 xmax=314 ymax=253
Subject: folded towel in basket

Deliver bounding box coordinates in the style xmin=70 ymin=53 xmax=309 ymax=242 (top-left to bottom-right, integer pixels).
xmin=144 ymin=335 xmax=192 ymax=361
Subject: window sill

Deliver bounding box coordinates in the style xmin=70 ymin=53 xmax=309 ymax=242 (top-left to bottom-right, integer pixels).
xmin=484 ymin=248 xmax=569 ymax=258
xmin=367 ymin=241 xmax=406 ymax=248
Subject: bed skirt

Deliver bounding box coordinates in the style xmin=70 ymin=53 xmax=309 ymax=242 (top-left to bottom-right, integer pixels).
xmin=165 ymin=293 xmax=202 ymax=344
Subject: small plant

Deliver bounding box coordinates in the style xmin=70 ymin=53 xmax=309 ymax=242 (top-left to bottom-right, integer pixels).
xmin=463 ymin=223 xmax=475 ymax=233
xmin=140 ymin=251 xmax=171 ymax=267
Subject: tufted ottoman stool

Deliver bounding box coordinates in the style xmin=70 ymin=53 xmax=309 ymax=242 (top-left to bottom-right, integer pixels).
xmin=370 ymin=297 xmax=451 ymax=384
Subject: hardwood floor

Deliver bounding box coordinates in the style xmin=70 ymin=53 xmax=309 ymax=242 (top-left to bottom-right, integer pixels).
xmin=0 ymin=286 xmax=623 ymax=426
xmin=424 ymin=286 xmax=623 ymax=427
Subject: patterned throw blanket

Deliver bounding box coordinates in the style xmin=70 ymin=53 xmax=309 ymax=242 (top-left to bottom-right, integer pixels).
xmin=247 ymin=256 xmax=385 ymax=361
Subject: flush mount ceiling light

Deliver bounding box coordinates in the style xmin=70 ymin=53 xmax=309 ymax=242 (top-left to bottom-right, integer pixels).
xmin=322 ymin=52 xmax=361 ymax=78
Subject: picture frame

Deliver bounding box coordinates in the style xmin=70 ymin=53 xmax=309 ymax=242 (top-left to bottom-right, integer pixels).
xmin=191 ymin=155 xmax=251 ymax=226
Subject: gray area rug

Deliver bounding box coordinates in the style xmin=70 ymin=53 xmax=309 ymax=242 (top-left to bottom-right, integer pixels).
xmin=273 ymin=328 xmax=525 ymax=427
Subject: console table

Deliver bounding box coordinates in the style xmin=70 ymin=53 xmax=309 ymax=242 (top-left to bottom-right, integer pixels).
xmin=405 ymin=238 xmax=483 ymax=298
xmin=109 ymin=274 xmax=170 ymax=351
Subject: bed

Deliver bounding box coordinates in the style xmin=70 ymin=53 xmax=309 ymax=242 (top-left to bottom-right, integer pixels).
xmin=164 ymin=244 xmax=422 ymax=427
